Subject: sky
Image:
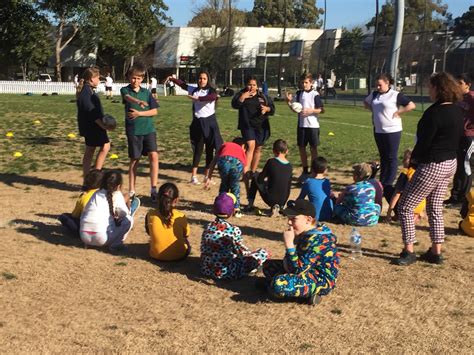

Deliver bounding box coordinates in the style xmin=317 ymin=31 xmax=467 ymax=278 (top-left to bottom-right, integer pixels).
xmin=164 ymin=0 xmax=472 ymax=29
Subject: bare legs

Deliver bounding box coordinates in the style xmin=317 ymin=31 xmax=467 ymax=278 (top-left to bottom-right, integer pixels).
xmin=82 ymin=143 xmax=110 ymax=177
xmin=129 ymin=151 xmax=159 ymax=194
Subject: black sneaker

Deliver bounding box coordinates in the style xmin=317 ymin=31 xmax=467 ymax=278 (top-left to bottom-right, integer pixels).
xmin=443 ymin=198 xmax=462 ymax=207
xmin=419 ymin=249 xmax=444 ymax=265
xmin=308 ymin=292 xmax=322 ymax=306
xmin=393 ymin=250 xmax=417 ymax=266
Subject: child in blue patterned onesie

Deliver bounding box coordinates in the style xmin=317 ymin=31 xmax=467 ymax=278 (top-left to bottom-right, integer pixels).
xmin=200 ymin=192 xmax=269 ymax=279
xmin=262 ymin=199 xmax=340 ymax=305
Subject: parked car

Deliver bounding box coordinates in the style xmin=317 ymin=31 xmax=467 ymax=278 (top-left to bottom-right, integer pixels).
xmin=37 ymin=74 xmax=52 ymax=82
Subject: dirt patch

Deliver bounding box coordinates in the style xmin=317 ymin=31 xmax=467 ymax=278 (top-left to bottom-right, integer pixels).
xmin=1 ymin=166 xmax=473 ymax=352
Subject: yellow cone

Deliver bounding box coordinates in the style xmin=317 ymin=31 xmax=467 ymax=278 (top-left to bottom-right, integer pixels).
xmin=13 ymin=152 xmax=23 ymax=157
xmin=110 ymin=153 xmax=119 ymax=159
xmin=67 ymin=133 xmax=76 ymax=138
xmin=328 ymin=132 xmax=335 ymax=136
xmin=6 ymin=132 xmax=14 ymax=137
xmin=34 ymin=120 xmax=41 ymax=125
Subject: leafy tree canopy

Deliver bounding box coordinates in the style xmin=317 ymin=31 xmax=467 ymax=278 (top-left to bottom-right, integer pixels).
xmin=452 ymin=5 xmax=474 ymax=36
xmin=329 ymin=27 xmax=368 ymax=79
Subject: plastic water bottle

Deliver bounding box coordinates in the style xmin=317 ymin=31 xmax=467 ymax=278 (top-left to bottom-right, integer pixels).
xmin=349 ymin=227 xmax=362 ymax=259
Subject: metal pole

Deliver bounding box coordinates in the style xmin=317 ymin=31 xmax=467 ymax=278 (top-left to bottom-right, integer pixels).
xmin=367 ymin=0 xmax=379 ymax=95
xmin=264 ymin=56 xmax=268 ymax=82
xmin=224 ymin=0 xmax=232 ymax=86
xmin=388 ymin=0 xmax=404 ymax=87
xmin=277 ymin=0 xmax=287 ymax=98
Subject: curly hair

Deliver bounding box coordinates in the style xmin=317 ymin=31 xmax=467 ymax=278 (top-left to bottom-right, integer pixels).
xmin=157 ymin=182 xmax=179 ymax=227
xmin=429 ymin=72 xmax=463 ymax=103
xmin=101 ymin=171 xmax=123 ymax=226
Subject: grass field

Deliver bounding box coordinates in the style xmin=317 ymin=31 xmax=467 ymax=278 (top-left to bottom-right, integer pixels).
xmin=1 ymin=93 xmax=473 ymax=352
xmin=0 ymin=93 xmax=422 ymax=174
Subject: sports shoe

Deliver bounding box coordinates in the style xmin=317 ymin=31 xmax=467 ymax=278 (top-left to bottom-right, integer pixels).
xmin=392 ymin=250 xmax=417 ymax=266
xmin=130 ymin=196 xmax=141 ymax=217
xmin=419 ymin=248 xmax=444 ymax=265
xmin=234 ymin=209 xmax=243 ymax=218
xmin=297 ymin=173 xmax=310 ymax=183
xmin=308 ymin=292 xmax=322 ymax=306
xmin=128 ymin=191 xmax=136 ymax=200
xmin=150 ymin=187 xmax=158 ymax=203
xmin=190 ymin=176 xmax=200 ymax=185
xmin=271 ymin=204 xmax=280 ymax=217
xmin=443 ymin=197 xmax=462 ymax=207
xmin=109 ymin=244 xmax=129 ymax=254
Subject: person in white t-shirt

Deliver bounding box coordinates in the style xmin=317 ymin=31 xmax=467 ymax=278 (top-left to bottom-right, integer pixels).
xmin=287 ymin=74 xmax=325 ymax=181
xmin=364 ymin=73 xmax=416 ymax=200
xmin=80 ymin=171 xmax=139 ymax=252
xmin=149 ymin=76 xmax=158 ymax=100
xmin=105 ymin=73 xmax=113 ymax=99
xmin=167 ymin=72 xmax=223 ymax=185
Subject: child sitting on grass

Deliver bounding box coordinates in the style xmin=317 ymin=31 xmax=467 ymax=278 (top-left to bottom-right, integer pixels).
xmin=205 ymin=138 xmax=247 ymax=218
xmin=459 ymin=189 xmax=474 ymax=237
xmin=80 ymin=171 xmax=140 ymax=252
xmin=261 ymin=199 xmax=339 ymax=305
xmin=200 ymin=192 xmax=269 ymax=280
xmin=334 ymin=163 xmax=381 ymax=226
xmin=296 ymin=156 xmax=333 ymax=222
xmin=146 ymin=182 xmax=191 ymax=261
xmin=59 ymin=169 xmax=104 ymax=235
xmin=246 ymin=139 xmax=292 ymax=217
xmin=386 ymin=150 xmax=425 ymax=223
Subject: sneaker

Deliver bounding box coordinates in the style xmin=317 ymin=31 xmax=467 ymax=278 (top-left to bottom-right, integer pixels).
xmin=271 ymin=204 xmax=280 ymax=217
xmin=242 ymin=205 xmax=255 ymax=213
xmin=130 ymin=196 xmax=141 ymax=217
xmin=190 ymin=176 xmax=200 ymax=185
xmin=234 ymin=209 xmax=243 ymax=218
xmin=150 ymin=187 xmax=158 ymax=203
xmin=308 ymin=292 xmax=322 ymax=306
xmin=443 ymin=197 xmax=461 ymax=207
xmin=392 ymin=250 xmax=417 ymax=266
xmin=419 ymin=248 xmax=444 ymax=264
xmin=255 ymin=207 xmax=265 ymax=216
xmin=297 ymin=173 xmax=310 ymax=183
xmin=108 ymin=244 xmax=129 ymax=254
xmin=128 ymin=191 xmax=136 ymax=200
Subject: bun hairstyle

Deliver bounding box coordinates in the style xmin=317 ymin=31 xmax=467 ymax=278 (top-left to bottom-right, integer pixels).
xmin=76 ymin=67 xmax=100 ymax=98
xmin=101 ymin=171 xmax=123 ymax=226
xmin=157 ymin=182 xmax=179 ymax=227
xmin=375 ymin=73 xmax=394 ymax=86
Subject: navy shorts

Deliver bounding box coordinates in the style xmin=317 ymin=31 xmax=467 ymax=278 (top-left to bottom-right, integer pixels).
xmin=83 ymin=128 xmax=109 ymax=147
xmin=105 ymin=86 xmax=112 ymax=92
xmin=297 ymin=127 xmax=319 ymax=147
xmin=127 ymin=132 xmax=158 ymax=159
xmin=241 ymin=127 xmax=270 ymax=146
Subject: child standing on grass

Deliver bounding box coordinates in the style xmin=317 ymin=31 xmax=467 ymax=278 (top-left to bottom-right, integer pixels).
xmin=386 ymin=150 xmax=425 ymax=223
xmin=120 ymin=63 xmax=159 ymax=201
xmin=200 ymin=193 xmax=269 ymax=280
xmin=286 ymin=73 xmax=324 ymax=182
xmin=246 ymin=139 xmax=293 ymax=217
xmin=76 ymin=67 xmax=111 ymax=182
xmin=146 ymin=182 xmax=191 ymax=261
xmin=80 ymin=171 xmax=140 ymax=252
xmin=262 ymin=199 xmax=339 ymax=305
xmin=205 ymin=138 xmax=247 ymax=218
xmin=59 ymin=169 xmax=104 ymax=235
xmin=296 ymin=156 xmax=333 ymax=222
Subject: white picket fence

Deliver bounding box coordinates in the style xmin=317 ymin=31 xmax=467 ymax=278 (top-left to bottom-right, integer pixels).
xmin=0 ymin=81 xmax=170 ymax=96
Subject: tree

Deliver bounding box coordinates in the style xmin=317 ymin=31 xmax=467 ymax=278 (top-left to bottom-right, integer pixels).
xmin=249 ymin=0 xmax=323 ymax=28
xmin=188 ymin=0 xmax=247 ymax=27
xmin=452 ymin=6 xmax=474 ymax=36
xmin=36 ymin=0 xmax=91 ymax=81
xmin=329 ymin=27 xmax=368 ymax=85
xmin=0 ymin=1 xmax=52 ymax=79
xmin=366 ymin=0 xmax=448 ymax=35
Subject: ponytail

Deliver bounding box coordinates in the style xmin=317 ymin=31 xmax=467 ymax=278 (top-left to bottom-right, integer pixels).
xmin=76 ymin=67 xmax=100 ymax=98
xmin=101 ymin=171 xmax=123 ymax=226
xmin=157 ymin=182 xmax=179 ymax=227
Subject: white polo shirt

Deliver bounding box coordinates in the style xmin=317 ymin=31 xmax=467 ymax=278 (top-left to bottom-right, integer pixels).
xmin=365 ymin=89 xmax=411 ymax=134
xmin=187 ymin=85 xmax=216 ymax=118
xmin=294 ymin=90 xmax=324 ymax=128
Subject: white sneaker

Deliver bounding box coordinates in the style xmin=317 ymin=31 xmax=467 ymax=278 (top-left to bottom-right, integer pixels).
xmin=234 ymin=210 xmax=243 ymax=218
xmin=190 ymin=176 xmax=200 ymax=185
xmin=271 ymin=204 xmax=280 ymax=217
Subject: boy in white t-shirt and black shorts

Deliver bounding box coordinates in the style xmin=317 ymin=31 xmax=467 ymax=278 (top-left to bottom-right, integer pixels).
xmin=286 ymin=74 xmax=325 ymax=182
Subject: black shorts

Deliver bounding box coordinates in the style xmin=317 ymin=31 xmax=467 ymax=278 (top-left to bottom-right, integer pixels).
xmin=84 ymin=128 xmax=109 ymax=147
xmin=151 ymin=88 xmax=157 ymax=94
xmin=105 ymin=86 xmax=112 ymax=92
xmin=241 ymin=127 xmax=270 ymax=146
xmin=127 ymin=132 xmax=158 ymax=159
xmin=297 ymin=127 xmax=319 ymax=147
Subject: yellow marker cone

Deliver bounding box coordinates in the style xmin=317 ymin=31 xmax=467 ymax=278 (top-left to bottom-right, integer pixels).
xmin=110 ymin=153 xmax=119 ymax=159
xmin=67 ymin=133 xmax=76 ymax=138
xmin=6 ymin=132 xmax=14 ymax=137
xmin=34 ymin=120 xmax=41 ymax=125
xmin=328 ymin=132 xmax=335 ymax=136
xmin=13 ymin=152 xmax=23 ymax=158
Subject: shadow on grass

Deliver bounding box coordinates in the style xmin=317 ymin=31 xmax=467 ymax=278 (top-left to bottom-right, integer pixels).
xmin=337 ymin=243 xmax=397 ymax=261
xmin=0 ymin=173 xmax=80 ymax=192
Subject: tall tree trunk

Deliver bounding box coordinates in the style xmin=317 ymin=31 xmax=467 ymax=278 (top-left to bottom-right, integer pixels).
xmin=55 ymin=18 xmax=64 ymax=82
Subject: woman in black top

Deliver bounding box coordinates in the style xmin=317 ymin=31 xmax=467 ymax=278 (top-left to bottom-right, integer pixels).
xmin=231 ymin=76 xmax=275 ymax=191
xmin=395 ymin=72 xmax=464 ymax=266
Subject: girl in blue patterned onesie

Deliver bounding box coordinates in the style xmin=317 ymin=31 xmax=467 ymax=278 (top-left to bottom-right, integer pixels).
xmin=334 ymin=163 xmax=381 ymax=226
xmin=263 ymin=199 xmax=340 ymax=305
xmin=200 ymin=193 xmax=269 ymax=279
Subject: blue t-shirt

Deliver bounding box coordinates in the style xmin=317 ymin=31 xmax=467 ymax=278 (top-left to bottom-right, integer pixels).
xmin=297 ymin=177 xmax=333 ymax=221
